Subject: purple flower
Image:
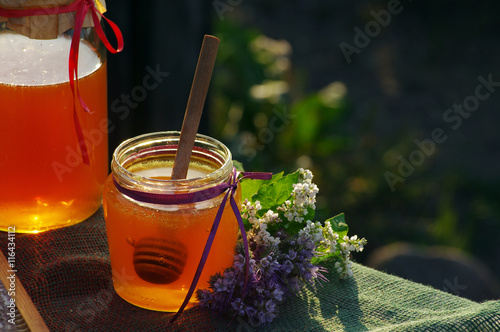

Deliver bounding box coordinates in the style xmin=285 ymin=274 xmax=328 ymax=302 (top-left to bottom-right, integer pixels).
xmin=265 ymin=299 xmax=276 ymax=313
xmin=245 ymin=305 xmax=257 ymax=318
xmin=272 ymin=288 xmax=284 ymax=301
xmin=199 ymin=214 xmax=352 ymax=327
xmin=286 ymin=249 xmax=297 ymax=260
xmin=231 ymin=298 xmax=246 ymax=316
xmin=281 ymin=260 xmax=293 ymax=274
xmin=214 ymin=278 xmax=229 ymax=292
xmin=260 ymin=257 xmax=270 ymax=268
xmin=196 ymin=289 xmax=211 ymax=307
xmin=253 ymin=298 xmax=264 ymax=308
xmin=258 ymin=311 xmax=276 ymax=324
xmin=234 ymin=254 xmax=246 ymax=272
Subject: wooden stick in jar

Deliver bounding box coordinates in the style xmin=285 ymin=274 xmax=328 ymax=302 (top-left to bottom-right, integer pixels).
xmin=171 ymin=35 xmax=220 ymax=180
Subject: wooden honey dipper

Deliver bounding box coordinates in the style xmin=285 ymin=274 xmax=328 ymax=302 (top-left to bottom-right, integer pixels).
xmin=130 ymin=237 xmax=188 ymax=284
xmin=131 ymin=35 xmax=220 ymax=284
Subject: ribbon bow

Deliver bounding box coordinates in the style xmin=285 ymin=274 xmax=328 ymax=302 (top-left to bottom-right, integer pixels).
xmin=0 ymin=0 xmax=124 ymax=164
xmin=113 ymin=167 xmax=272 ymax=323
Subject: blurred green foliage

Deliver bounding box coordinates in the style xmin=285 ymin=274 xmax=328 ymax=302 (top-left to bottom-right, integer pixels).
xmin=208 ymin=18 xmax=500 ymax=280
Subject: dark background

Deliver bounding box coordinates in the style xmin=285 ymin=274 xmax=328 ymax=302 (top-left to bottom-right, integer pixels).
xmin=104 ymin=0 xmax=500 ymax=301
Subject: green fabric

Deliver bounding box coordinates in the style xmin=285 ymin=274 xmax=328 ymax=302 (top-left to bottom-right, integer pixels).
xmin=0 ymin=208 xmax=499 ymax=331
xmin=266 ymin=264 xmax=500 ymax=331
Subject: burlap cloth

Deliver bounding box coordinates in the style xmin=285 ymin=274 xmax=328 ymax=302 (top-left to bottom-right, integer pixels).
xmin=0 ymin=208 xmax=499 ymax=331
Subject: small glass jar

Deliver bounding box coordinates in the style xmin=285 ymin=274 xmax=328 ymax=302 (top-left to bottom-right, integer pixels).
xmin=103 ymin=131 xmax=240 ymax=312
xmin=0 ymin=3 xmax=108 ymax=233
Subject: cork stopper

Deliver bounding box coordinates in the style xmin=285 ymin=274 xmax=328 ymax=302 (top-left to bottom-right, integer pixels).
xmin=0 ymin=0 xmax=106 ymax=40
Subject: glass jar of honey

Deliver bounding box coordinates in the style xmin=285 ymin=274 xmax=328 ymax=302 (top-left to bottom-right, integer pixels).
xmin=0 ymin=0 xmax=117 ymax=233
xmin=103 ymin=131 xmax=240 ymax=311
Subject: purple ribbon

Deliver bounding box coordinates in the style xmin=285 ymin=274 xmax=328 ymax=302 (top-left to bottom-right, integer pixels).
xmin=113 ymin=167 xmax=271 ymax=323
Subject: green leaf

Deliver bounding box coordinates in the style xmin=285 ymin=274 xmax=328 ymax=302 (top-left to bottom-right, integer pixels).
xmin=311 ymin=251 xmax=341 ymax=265
xmin=282 ymin=221 xmax=305 ymax=236
xmin=267 ymin=172 xmax=284 ymax=184
xmin=326 ymin=213 xmax=349 ymax=239
xmin=240 ymin=172 xmax=284 ymax=202
xmin=233 ymin=160 xmax=245 ymax=172
xmin=253 ymin=170 xmax=300 ymax=212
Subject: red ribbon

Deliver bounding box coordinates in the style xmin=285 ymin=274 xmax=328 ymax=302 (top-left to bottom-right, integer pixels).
xmin=113 ymin=168 xmax=272 ymax=324
xmin=0 ymin=0 xmax=124 ymax=164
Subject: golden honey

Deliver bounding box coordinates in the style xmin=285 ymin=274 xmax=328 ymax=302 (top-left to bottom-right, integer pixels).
xmin=0 ymin=32 xmax=107 ymax=233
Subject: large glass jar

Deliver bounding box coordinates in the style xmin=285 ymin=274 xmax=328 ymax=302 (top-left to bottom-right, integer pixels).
xmin=103 ymin=131 xmax=240 ymax=311
xmin=0 ymin=1 xmax=108 ymax=233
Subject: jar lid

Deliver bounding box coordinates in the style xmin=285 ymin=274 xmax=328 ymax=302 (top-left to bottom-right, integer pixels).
xmin=0 ymin=0 xmax=106 ymax=40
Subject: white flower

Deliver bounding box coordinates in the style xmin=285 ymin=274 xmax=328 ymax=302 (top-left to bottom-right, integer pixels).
xmin=329 ymin=233 xmax=367 ymax=279
xmin=241 ymin=199 xmax=264 ymax=225
xmin=251 ymin=222 xmax=281 ymax=247
xmin=297 ymin=220 xmax=324 ymax=244
xmin=299 ymin=168 xmax=314 ymax=182
xmin=262 ymin=210 xmax=281 ymax=223
xmin=274 ymin=170 xmax=319 ymax=225
xmin=319 ymin=221 xmax=339 ymax=254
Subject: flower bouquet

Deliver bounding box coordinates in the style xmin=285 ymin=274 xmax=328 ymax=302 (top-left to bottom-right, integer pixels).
xmin=197 ymin=168 xmax=366 ymax=327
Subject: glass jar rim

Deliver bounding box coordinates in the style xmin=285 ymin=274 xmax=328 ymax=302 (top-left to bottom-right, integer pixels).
xmin=111 ymin=131 xmax=233 ymax=195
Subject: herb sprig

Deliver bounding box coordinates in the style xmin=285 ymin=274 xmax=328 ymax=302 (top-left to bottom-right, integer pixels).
xmin=197 ymin=168 xmax=366 ymax=327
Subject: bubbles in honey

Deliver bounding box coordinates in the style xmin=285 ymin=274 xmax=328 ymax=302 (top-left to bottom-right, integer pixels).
xmin=126 ymin=237 xmax=135 ymax=247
